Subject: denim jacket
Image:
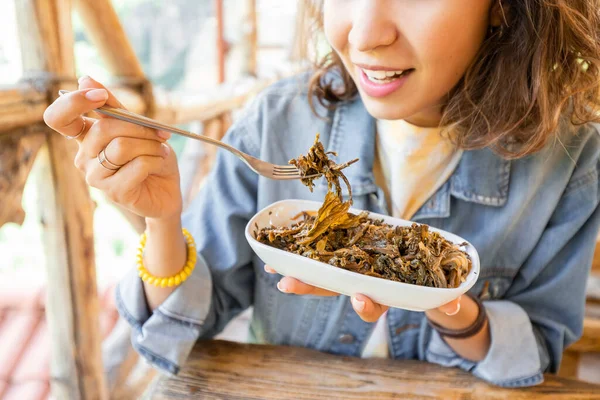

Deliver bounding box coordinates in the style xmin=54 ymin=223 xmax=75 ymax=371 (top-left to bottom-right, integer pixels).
xmin=116 ymin=74 xmax=600 ymax=388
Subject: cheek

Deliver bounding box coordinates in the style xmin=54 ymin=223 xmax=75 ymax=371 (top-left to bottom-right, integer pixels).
xmin=323 ymin=1 xmax=350 ymax=55
xmin=413 ymin=7 xmax=489 ymax=81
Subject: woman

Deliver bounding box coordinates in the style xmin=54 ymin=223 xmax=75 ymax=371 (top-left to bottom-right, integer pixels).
xmin=43 ymin=0 xmax=600 ymax=387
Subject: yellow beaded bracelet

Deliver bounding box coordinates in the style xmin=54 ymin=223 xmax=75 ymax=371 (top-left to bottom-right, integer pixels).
xmin=136 ymin=227 xmax=197 ymax=288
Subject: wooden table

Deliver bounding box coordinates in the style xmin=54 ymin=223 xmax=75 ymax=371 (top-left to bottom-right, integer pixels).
xmin=150 ymin=340 xmax=600 ymax=399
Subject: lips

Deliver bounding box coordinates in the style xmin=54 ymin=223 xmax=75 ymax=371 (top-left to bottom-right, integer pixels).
xmin=356 ymin=66 xmax=414 ymax=98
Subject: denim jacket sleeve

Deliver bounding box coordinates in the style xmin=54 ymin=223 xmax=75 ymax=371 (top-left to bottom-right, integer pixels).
xmin=423 ymin=134 xmax=600 ymax=387
xmin=115 ymin=113 xmax=261 ymax=375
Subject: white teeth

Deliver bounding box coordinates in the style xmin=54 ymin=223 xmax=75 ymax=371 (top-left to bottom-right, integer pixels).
xmin=362 ymin=68 xmax=405 ymax=83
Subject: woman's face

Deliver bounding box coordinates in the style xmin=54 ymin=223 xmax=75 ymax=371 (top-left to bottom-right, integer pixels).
xmin=324 ymin=0 xmax=497 ymax=126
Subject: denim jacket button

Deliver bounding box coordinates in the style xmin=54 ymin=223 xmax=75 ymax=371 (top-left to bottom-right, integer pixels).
xmin=338 ymin=333 xmax=355 ymax=344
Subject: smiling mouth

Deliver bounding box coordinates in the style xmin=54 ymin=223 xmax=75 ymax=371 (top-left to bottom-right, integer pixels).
xmin=360 ymin=67 xmax=415 ymax=84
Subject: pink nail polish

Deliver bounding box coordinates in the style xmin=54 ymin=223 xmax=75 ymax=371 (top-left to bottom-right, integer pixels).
xmin=85 ymin=89 xmax=108 ymax=102
xmin=157 ymin=130 xmax=171 ymax=140
xmin=161 ymin=143 xmax=170 ymax=157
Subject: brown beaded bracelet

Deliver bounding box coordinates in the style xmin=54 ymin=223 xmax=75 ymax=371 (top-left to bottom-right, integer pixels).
xmin=428 ymin=294 xmax=488 ymax=339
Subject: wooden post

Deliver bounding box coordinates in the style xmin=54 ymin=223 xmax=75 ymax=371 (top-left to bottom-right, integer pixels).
xmin=216 ymin=0 xmax=226 ymax=83
xmin=242 ymin=0 xmax=258 ymax=77
xmin=73 ymin=0 xmax=144 ymax=78
xmin=15 ymin=0 xmax=108 ymax=399
xmin=0 ymin=126 xmax=46 ymax=227
xmin=73 ymin=0 xmax=156 ymax=117
xmin=592 ymin=241 xmax=600 ymax=274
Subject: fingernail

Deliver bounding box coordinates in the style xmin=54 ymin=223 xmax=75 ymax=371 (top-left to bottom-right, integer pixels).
xmin=157 ymin=130 xmax=171 ymax=140
xmin=161 ymin=143 xmax=170 ymax=157
xmin=85 ymin=89 xmax=108 ymax=102
xmin=277 ymin=281 xmax=288 ymax=293
xmin=445 ymin=303 xmax=461 ymax=316
xmin=352 ymin=297 xmax=365 ymax=312
xmin=78 ymin=75 xmax=89 ymax=84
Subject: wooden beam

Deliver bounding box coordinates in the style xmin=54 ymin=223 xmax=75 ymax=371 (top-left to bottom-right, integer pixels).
xmin=0 ymin=125 xmax=46 ymax=227
xmin=0 ymin=85 xmax=145 ymax=134
xmin=73 ymin=0 xmax=144 ymax=78
xmin=15 ymin=0 xmax=108 ymax=399
xmin=592 ymin=240 xmax=600 ymax=274
xmin=0 ymin=85 xmax=48 ymax=133
xmin=0 ymin=72 xmax=295 ymax=135
xmin=568 ymin=317 xmax=600 ymax=353
xmin=0 ymin=77 xmax=266 ymax=134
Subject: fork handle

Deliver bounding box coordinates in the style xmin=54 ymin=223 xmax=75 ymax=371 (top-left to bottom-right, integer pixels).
xmin=96 ymin=106 xmax=244 ymax=155
xmin=58 ymin=90 xmax=244 ymax=158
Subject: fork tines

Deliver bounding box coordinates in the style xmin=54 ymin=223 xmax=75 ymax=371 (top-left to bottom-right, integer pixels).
xmin=273 ymin=166 xmax=303 ymax=177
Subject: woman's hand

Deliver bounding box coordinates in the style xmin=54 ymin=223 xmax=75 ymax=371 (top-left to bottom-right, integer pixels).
xmin=43 ymin=76 xmax=183 ymax=221
xmin=265 ymin=265 xmax=462 ymax=322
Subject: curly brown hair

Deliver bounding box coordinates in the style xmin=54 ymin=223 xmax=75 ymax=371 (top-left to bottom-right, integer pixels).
xmin=306 ymin=0 xmax=600 ymax=158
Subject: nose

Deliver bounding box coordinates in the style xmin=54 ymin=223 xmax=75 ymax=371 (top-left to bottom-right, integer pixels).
xmin=348 ymin=2 xmax=398 ymax=52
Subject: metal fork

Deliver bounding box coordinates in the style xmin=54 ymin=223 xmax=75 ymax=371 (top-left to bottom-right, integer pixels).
xmin=58 ymin=90 xmax=318 ymax=180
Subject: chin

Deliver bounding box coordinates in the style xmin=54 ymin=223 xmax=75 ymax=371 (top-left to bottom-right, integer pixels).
xmin=359 ymin=96 xmax=414 ymax=121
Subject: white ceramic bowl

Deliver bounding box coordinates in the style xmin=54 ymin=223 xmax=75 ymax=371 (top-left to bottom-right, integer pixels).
xmin=245 ymin=199 xmax=480 ymax=311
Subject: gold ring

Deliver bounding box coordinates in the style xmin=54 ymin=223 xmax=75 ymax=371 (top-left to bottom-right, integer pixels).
xmin=66 ymin=118 xmax=86 ymax=140
xmin=97 ymin=148 xmax=123 ymax=171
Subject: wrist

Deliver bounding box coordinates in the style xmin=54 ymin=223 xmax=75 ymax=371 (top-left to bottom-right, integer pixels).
xmin=143 ymin=216 xmax=186 ymax=277
xmin=146 ymin=213 xmax=182 ymax=232
xmin=427 ymin=295 xmax=488 ymax=340
xmin=426 ymin=296 xmax=478 ymax=331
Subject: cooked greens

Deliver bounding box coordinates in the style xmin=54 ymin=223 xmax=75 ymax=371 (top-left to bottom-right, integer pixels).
xmin=255 ymin=134 xmax=471 ymax=289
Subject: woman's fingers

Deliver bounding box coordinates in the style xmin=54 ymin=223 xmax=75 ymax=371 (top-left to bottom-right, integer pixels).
xmin=80 ymin=117 xmax=168 ymax=161
xmin=266 ymin=265 xmax=388 ymax=321
xmin=78 ymin=76 xmax=172 ymax=141
xmin=265 ymin=265 xmax=339 ymax=296
xmin=88 ymin=154 xmax=167 ymax=204
xmin=104 ymin=137 xmax=169 ymax=168
xmin=84 ymin=137 xmax=170 ymax=182
xmin=78 ymin=75 xmax=126 ymax=111
xmin=277 ymin=276 xmax=340 ymax=297
xmin=351 ymin=294 xmax=389 ymax=323
xmin=44 ymin=89 xmax=107 ymax=139
xmin=105 ymin=155 xmax=168 ymax=199
xmin=264 ymin=265 xmax=278 ymax=274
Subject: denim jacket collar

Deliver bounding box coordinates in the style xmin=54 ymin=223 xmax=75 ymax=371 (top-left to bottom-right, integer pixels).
xmin=319 ymin=97 xmax=511 ymax=219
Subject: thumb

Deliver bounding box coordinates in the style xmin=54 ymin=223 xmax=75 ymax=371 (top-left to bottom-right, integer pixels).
xmin=78 ymin=75 xmax=126 ymax=112
xmin=351 ymin=294 xmax=389 ymax=323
